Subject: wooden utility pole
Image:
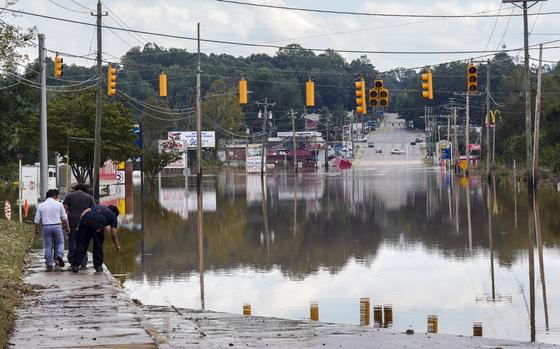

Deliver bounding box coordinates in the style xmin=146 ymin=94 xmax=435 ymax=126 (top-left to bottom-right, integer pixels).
xmin=92 ymin=0 xmax=106 ymax=203
xmin=325 ymin=113 xmax=330 ymax=169
xmin=465 ymin=93 xmax=471 ymax=176
xmin=256 ymin=99 xmax=275 ymax=176
xmin=522 ymin=1 xmax=533 ymax=192
xmin=196 ymin=23 xmax=202 ymax=183
xmin=532 ymin=44 xmax=543 ymax=189
xmin=38 ymin=34 xmax=48 ymax=201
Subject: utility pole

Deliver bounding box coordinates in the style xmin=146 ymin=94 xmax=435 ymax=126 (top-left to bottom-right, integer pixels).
xmin=503 ymin=0 xmax=544 ymax=191
xmin=465 ymin=93 xmax=470 ymax=176
xmin=351 ymin=111 xmax=355 ymax=157
xmin=256 ymin=98 xmax=275 ymax=176
xmin=196 ymin=23 xmax=202 ymax=183
xmin=453 ymin=107 xmax=458 ymax=168
xmin=325 ymin=113 xmax=330 ymax=169
xmin=532 ymin=44 xmax=543 ymax=189
xmin=486 ymin=60 xmax=491 ymax=180
xmin=92 ymin=0 xmax=107 ymax=203
xmin=291 ymin=109 xmax=297 ymax=172
xmin=38 ymin=33 xmax=48 ymax=201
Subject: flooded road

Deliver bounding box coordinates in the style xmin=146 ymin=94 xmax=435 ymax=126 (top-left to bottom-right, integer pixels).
xmin=3 ymin=166 xmax=560 ymax=343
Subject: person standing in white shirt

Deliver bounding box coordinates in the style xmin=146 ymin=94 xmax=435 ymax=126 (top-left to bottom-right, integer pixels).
xmin=34 ymin=189 xmax=70 ymax=271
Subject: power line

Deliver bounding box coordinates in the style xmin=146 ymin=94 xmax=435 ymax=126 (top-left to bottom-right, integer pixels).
xmin=69 ymin=0 xmax=93 ymax=12
xmin=47 ymin=0 xmax=89 ymax=14
xmin=214 ymin=0 xmax=557 ymax=18
xmin=5 ymin=7 xmax=560 ymax=56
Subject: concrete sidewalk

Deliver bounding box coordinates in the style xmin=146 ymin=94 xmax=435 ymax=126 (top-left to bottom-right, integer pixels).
xmin=8 ymin=250 xmax=157 ymax=348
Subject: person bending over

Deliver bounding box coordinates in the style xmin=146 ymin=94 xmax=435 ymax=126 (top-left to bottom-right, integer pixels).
xmin=71 ymin=205 xmax=121 ymax=273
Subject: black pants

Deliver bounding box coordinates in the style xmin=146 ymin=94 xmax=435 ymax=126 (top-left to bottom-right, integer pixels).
xmin=68 ymin=224 xmax=88 ymax=266
xmin=72 ymin=223 xmax=105 ymax=269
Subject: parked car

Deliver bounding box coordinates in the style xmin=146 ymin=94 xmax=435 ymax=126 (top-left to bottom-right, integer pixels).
xmin=356 ymin=138 xmax=368 ymax=143
xmin=391 ymin=148 xmax=406 ymax=155
xmin=410 ymin=140 xmax=416 ymax=145
xmin=368 ymin=141 xmax=375 ymax=148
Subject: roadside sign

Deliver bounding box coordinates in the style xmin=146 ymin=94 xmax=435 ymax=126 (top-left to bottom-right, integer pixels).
xmin=168 ymin=131 xmax=216 ymax=148
xmin=158 ymin=140 xmax=187 ymax=169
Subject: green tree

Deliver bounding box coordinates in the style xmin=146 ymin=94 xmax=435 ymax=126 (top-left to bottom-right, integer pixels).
xmin=22 ymin=89 xmax=138 ymax=183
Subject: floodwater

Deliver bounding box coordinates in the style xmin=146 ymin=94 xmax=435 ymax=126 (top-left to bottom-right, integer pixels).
xmin=3 ymin=166 xmax=560 ymax=344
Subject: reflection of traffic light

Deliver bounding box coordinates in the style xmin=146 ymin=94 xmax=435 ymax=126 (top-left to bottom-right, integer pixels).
xmin=368 ymin=89 xmax=378 ymax=107
xmin=379 ymin=88 xmax=389 ymax=107
xmin=374 ymin=79 xmax=383 ymax=90
xmin=306 ymin=79 xmax=315 ymax=107
xmin=421 ymin=70 xmax=433 ymax=100
xmin=239 ymin=78 xmax=247 ymax=104
xmin=54 ymin=54 xmax=63 ymax=78
xmin=467 ymin=64 xmax=477 ymax=94
xmin=107 ymin=65 xmax=117 ymax=96
xmin=159 ymin=72 xmax=167 ymax=97
xmin=355 ymin=78 xmax=366 ymax=114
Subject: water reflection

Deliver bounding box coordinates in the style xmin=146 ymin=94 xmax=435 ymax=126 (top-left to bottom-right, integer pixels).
xmin=100 ymin=168 xmax=560 ymax=343
xmin=2 ymin=167 xmax=558 ymax=343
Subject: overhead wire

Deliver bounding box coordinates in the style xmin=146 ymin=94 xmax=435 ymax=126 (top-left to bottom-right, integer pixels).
xmin=47 ymin=0 xmax=89 ymax=14
xmin=213 ymin=0 xmax=555 ymax=19
xmin=123 ymin=99 xmax=195 ymax=122
xmin=4 ymin=7 xmax=560 ymax=56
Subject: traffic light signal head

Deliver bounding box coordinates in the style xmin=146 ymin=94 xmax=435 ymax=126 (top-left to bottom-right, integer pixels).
xmin=421 ymin=70 xmax=433 ymax=100
xmin=374 ymin=80 xmax=383 ymax=90
xmin=355 ymin=78 xmax=366 ymax=114
xmin=107 ymin=65 xmax=117 ymax=96
xmin=306 ymin=80 xmax=315 ymax=107
xmin=54 ymin=54 xmax=63 ymax=78
xmin=159 ymin=72 xmax=167 ymax=97
xmin=239 ymin=78 xmax=247 ymax=104
xmin=467 ymin=64 xmax=477 ymax=94
xmin=368 ymin=89 xmax=378 ymax=107
xmin=379 ymin=88 xmax=389 ymax=107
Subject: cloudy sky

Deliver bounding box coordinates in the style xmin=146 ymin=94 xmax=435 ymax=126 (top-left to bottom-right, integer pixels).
xmin=5 ymin=0 xmax=560 ymax=71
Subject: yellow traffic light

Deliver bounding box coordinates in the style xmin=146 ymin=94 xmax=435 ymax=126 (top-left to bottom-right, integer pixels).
xmin=107 ymin=65 xmax=117 ymax=96
xmin=159 ymin=72 xmax=167 ymax=97
xmin=239 ymin=78 xmax=247 ymax=105
xmin=421 ymin=70 xmax=433 ymax=100
xmin=54 ymin=54 xmax=63 ymax=78
xmin=467 ymin=64 xmax=477 ymax=94
xmin=374 ymin=80 xmax=383 ymax=90
xmin=306 ymin=80 xmax=315 ymax=107
xmin=379 ymin=88 xmax=389 ymax=107
xmin=368 ymin=89 xmax=378 ymax=107
xmin=355 ymin=78 xmax=366 ymax=114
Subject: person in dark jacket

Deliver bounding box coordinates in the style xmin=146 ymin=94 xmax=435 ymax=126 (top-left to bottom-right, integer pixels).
xmin=63 ymin=184 xmax=95 ymax=267
xmin=71 ymin=205 xmax=121 ymax=273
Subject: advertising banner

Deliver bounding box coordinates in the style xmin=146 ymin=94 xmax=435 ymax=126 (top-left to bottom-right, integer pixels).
xmin=168 ymin=131 xmax=216 ymax=148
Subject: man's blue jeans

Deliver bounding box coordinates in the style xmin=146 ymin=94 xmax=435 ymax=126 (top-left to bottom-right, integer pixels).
xmin=43 ymin=225 xmax=64 ymax=267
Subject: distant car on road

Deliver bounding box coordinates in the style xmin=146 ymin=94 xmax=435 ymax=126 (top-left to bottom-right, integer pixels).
xmin=410 ymin=140 xmax=416 ymax=145
xmin=356 ymin=138 xmax=368 ymax=143
xmin=415 ymin=137 xmax=423 ymax=143
xmin=391 ymin=148 xmax=406 ymax=155
xmin=375 ymin=149 xmax=382 ymax=154
xmin=368 ymin=141 xmax=375 ymax=148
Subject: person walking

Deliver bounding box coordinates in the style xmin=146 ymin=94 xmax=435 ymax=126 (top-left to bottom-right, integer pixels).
xmin=34 ymin=189 xmax=70 ymax=272
xmin=63 ymin=184 xmax=95 ymax=268
xmin=71 ymin=205 xmax=121 ymax=273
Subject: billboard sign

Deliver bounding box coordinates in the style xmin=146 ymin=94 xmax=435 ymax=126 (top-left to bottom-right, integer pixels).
xmin=168 ymin=131 xmax=216 ymax=148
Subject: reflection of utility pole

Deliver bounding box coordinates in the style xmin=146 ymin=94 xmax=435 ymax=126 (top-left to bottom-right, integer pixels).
xmin=486 ymin=60 xmax=491 ymax=180
xmin=260 ymin=176 xmax=270 ymax=256
xmin=487 ymin=178 xmax=495 ymax=301
xmin=533 ymin=192 xmax=549 ymax=332
xmin=197 ymin=179 xmax=205 ymax=310
xmin=256 ymin=98 xmax=275 ymax=177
